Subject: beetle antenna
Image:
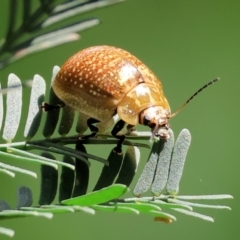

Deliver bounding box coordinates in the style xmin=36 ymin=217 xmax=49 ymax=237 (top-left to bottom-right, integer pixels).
xmin=170 ymin=78 xmax=220 ymax=118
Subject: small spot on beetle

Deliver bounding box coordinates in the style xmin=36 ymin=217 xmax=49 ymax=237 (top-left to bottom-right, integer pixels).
xmin=109 ymin=62 xmax=114 ymax=67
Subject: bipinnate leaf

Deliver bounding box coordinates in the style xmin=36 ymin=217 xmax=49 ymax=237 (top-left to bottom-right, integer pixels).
xmin=62 ymin=184 xmax=128 ymax=206
xmin=58 ymin=105 xmax=75 ymax=136
xmin=2 ymin=74 xmax=22 ymax=142
xmin=0 ymin=227 xmax=14 ymax=237
xmin=93 ymin=150 xmax=123 ymax=191
xmin=38 ymin=153 xmax=58 ymax=205
xmin=166 ymin=129 xmax=191 ymax=195
xmin=17 ymin=186 xmax=33 ymax=209
xmin=24 ymin=74 xmax=46 ymax=139
xmin=72 ymin=143 xmax=89 ymax=197
xmin=42 ymin=67 xmax=61 ymax=137
xmin=59 ymin=155 xmax=75 ymax=202
xmin=0 ymin=84 xmax=3 ymax=131
xmin=115 ymin=145 xmax=140 ymax=186
xmin=151 ymin=129 xmax=174 ymax=195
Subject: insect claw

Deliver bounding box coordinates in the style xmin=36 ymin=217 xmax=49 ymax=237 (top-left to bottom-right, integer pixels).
xmin=113 ymin=147 xmax=123 ymax=155
xmin=81 ymin=132 xmax=98 ymax=140
xmin=39 ymin=101 xmax=64 ymax=112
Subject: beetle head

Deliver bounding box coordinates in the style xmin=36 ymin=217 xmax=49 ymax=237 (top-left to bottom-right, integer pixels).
xmin=139 ymin=106 xmax=171 ymax=139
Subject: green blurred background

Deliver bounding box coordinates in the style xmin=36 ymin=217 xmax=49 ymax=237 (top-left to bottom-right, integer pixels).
xmin=0 ymin=0 xmax=239 ymax=239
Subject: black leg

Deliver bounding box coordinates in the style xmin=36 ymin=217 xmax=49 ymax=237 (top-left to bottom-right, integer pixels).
xmin=111 ymin=120 xmax=126 ymax=154
xmin=82 ymin=118 xmax=100 ymax=139
xmin=82 ymin=118 xmax=126 ymax=153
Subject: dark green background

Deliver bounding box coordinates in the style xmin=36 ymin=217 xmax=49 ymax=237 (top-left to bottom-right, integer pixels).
xmin=0 ymin=0 xmax=239 ymax=239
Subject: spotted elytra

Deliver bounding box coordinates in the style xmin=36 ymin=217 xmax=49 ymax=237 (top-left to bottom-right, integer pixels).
xmin=52 ymin=45 xmax=219 ymax=153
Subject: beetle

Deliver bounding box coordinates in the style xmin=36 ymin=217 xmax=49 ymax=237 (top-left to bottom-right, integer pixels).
xmin=51 ymin=45 xmax=219 ymax=153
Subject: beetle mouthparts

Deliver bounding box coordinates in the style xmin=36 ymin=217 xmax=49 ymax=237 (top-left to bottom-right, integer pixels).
xmin=157 ymin=126 xmax=170 ymax=139
xmin=150 ymin=123 xmax=170 ymax=143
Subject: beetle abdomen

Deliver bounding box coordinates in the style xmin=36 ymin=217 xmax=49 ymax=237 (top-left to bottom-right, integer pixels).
xmin=52 ymin=79 xmax=117 ymax=121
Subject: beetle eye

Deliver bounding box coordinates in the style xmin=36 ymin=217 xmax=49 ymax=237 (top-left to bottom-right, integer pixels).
xmin=148 ymin=122 xmax=156 ymax=129
xmin=141 ymin=115 xmax=156 ymax=129
xmin=141 ymin=115 xmax=149 ymax=126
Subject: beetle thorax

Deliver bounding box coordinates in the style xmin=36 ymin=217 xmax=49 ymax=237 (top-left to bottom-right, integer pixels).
xmin=139 ymin=106 xmax=171 ymax=138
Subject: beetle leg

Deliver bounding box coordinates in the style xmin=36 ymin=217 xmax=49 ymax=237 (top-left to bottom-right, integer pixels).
xmin=111 ymin=120 xmax=126 ymax=154
xmin=126 ymin=124 xmax=136 ymax=134
xmin=82 ymin=118 xmax=100 ymax=139
xmin=40 ymin=101 xmax=65 ymax=112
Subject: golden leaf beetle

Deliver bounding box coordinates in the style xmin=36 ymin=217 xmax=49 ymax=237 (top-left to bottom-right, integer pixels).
xmin=51 ymin=45 xmax=219 ymax=153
